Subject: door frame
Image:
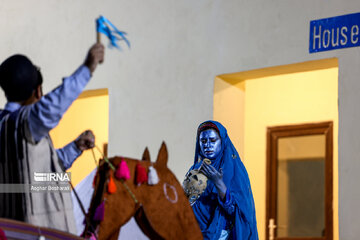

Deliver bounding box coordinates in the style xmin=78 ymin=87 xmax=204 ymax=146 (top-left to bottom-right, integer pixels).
xmin=266 ymin=122 xmax=333 ymax=240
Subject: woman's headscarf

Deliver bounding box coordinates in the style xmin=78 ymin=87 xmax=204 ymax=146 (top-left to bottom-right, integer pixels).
xmin=190 ymin=120 xmax=258 ymax=240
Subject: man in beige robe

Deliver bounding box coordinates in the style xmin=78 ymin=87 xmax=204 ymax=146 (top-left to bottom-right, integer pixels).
xmin=0 ymin=43 xmax=104 ymax=234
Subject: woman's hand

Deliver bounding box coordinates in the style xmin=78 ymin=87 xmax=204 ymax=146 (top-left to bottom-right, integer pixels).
xmin=201 ymin=164 xmax=227 ymax=200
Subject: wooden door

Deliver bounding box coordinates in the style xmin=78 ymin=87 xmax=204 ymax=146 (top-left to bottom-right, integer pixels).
xmin=266 ymin=122 xmax=333 ymax=240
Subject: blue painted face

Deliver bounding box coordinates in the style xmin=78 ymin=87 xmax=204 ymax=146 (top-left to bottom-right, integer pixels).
xmin=199 ymin=129 xmax=222 ymax=160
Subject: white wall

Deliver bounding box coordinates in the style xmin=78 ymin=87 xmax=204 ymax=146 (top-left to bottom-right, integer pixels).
xmin=0 ymin=0 xmax=359 ymax=238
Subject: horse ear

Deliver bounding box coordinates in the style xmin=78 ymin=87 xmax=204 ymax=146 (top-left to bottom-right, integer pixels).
xmin=156 ymin=142 xmax=168 ymax=166
xmin=142 ymin=147 xmax=151 ymax=162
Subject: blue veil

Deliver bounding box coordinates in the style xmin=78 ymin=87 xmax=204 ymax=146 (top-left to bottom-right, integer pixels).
xmin=190 ymin=121 xmax=258 ymax=240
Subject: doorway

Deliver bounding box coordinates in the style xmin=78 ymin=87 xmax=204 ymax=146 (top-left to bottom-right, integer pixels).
xmin=266 ymin=122 xmax=333 ymax=240
xmin=213 ymin=58 xmax=339 ymax=239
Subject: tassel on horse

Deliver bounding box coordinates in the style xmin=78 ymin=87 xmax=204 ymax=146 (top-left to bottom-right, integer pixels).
xmin=107 ymin=175 xmax=117 ymax=194
xmin=148 ymin=166 xmax=159 ymax=185
xmin=135 ymin=163 xmax=148 ymax=186
xmin=115 ymin=159 xmax=130 ymax=180
xmin=93 ymin=200 xmax=105 ymax=221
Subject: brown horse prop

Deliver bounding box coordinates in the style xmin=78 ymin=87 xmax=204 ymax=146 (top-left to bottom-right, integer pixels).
xmin=84 ymin=142 xmax=203 ymax=240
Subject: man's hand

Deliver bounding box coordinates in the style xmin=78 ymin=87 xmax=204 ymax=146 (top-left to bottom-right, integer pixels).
xmin=75 ymin=130 xmax=95 ymax=151
xmin=84 ymin=43 xmax=105 ymax=73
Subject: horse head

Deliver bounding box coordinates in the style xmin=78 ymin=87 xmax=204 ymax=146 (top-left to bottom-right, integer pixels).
xmin=85 ymin=142 xmax=202 ymax=240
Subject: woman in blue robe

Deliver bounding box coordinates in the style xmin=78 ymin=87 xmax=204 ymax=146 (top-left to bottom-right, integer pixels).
xmin=186 ymin=121 xmax=258 ymax=240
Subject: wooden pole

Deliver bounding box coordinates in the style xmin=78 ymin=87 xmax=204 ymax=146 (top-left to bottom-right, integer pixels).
xmin=96 ymin=16 xmax=101 ymax=43
xmin=96 ymin=17 xmax=103 ymax=64
xmin=96 ymin=31 xmax=101 ymax=44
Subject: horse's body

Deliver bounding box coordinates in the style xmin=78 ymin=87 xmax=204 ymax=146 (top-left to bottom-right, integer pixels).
xmin=85 ymin=143 xmax=203 ymax=240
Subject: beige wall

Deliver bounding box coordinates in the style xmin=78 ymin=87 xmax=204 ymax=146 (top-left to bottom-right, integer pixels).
xmin=0 ymin=1 xmax=359 ymax=238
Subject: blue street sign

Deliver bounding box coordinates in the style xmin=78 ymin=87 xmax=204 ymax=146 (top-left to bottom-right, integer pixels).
xmin=309 ymin=12 xmax=360 ymax=53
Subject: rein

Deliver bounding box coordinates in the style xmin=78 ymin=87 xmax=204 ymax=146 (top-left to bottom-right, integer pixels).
xmin=120 ymin=179 xmax=139 ymax=204
xmin=70 ymin=174 xmax=97 ymax=239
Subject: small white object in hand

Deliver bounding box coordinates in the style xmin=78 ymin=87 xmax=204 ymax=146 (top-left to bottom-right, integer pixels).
xmin=38 ymin=235 xmax=46 ymax=240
